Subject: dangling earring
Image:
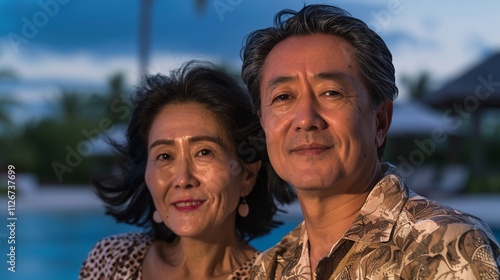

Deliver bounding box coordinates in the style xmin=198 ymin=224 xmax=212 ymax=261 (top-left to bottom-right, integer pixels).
xmin=238 ymin=197 xmax=249 ymax=217
xmin=153 ymin=210 xmax=162 ymax=223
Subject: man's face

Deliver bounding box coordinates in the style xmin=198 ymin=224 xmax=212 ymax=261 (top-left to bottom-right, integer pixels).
xmin=259 ymin=34 xmax=391 ymax=194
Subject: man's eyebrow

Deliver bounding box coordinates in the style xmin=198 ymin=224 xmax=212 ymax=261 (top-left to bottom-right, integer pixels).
xmin=265 ymin=72 xmax=352 ymax=91
xmin=149 ymin=136 xmax=225 ymax=151
xmin=314 ymin=71 xmax=352 ymax=86
xmin=265 ymin=75 xmax=297 ymax=91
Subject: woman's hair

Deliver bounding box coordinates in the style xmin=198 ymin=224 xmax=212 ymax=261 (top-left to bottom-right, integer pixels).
xmin=241 ymin=4 xmax=399 ymax=159
xmin=94 ymin=60 xmax=296 ymax=242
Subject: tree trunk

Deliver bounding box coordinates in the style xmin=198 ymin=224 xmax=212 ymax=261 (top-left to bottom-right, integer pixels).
xmin=139 ymin=0 xmax=154 ymax=77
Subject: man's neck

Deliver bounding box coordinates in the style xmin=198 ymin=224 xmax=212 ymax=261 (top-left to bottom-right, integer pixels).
xmin=297 ymin=164 xmax=385 ymax=272
xmin=301 ymin=191 xmax=369 ymax=271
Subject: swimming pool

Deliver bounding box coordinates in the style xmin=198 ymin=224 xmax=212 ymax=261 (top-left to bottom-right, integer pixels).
xmin=0 ymin=211 xmax=498 ymax=280
xmin=0 ymin=211 xmax=302 ymax=280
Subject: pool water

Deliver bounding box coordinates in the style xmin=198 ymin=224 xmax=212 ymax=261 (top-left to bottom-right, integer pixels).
xmin=0 ymin=211 xmax=498 ymax=280
xmin=0 ymin=211 xmax=301 ymax=280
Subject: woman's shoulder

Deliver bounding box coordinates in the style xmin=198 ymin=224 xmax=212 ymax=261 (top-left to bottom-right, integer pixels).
xmin=228 ymin=251 xmax=261 ymax=280
xmin=85 ymin=232 xmax=154 ymax=259
xmin=95 ymin=232 xmax=154 ymax=246
xmin=79 ymin=232 xmax=154 ymax=279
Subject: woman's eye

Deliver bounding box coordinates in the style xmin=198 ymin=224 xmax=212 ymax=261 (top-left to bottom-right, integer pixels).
xmin=324 ymin=90 xmax=341 ymax=97
xmin=156 ymin=153 xmax=171 ymax=161
xmin=197 ymin=149 xmax=212 ymax=156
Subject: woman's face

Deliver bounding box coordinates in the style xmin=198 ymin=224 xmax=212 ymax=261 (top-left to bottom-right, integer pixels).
xmin=145 ymin=103 xmax=255 ymax=240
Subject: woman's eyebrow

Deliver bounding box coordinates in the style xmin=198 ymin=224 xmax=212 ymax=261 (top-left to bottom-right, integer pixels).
xmin=149 ymin=136 xmax=224 ymax=151
xmin=149 ymin=139 xmax=174 ymax=150
xmin=188 ymin=135 xmax=224 ymax=147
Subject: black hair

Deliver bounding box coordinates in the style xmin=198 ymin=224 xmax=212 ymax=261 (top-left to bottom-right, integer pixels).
xmin=94 ymin=61 xmax=296 ymax=242
xmin=241 ymin=4 xmax=399 ymax=159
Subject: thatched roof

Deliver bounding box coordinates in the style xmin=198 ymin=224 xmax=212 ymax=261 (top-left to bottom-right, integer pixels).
xmin=422 ymin=52 xmax=500 ymax=108
xmin=388 ymin=101 xmax=461 ymax=137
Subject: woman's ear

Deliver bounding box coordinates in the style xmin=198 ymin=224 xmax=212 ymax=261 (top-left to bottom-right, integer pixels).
xmin=375 ymin=100 xmax=393 ymax=147
xmin=240 ymin=160 xmax=262 ymax=196
xmin=258 ymin=110 xmax=264 ymax=127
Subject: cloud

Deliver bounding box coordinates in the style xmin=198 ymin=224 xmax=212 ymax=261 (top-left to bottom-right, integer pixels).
xmin=0 ymin=40 xmax=228 ymax=125
xmin=2 ymin=1 xmax=500 ymax=113
xmin=0 ymin=39 xmax=225 ymax=85
xmin=369 ymin=1 xmax=500 ymax=100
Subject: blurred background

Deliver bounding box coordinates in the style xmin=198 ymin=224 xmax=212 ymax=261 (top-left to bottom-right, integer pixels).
xmin=0 ymin=0 xmax=499 ymax=279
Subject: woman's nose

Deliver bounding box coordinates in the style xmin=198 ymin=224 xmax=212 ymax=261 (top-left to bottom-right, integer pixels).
xmin=173 ymin=158 xmax=200 ymax=189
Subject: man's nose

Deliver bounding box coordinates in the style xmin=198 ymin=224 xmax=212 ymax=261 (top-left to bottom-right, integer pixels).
xmin=293 ymin=94 xmax=327 ymax=132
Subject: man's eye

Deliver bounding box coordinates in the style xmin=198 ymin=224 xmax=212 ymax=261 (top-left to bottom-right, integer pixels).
xmin=272 ymin=94 xmax=292 ymax=102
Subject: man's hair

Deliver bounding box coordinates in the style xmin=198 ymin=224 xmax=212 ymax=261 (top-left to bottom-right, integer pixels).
xmin=241 ymin=4 xmax=399 ymax=158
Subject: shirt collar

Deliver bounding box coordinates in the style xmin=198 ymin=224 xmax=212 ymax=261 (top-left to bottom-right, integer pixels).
xmin=281 ymin=163 xmax=409 ymax=264
xmin=343 ymin=162 xmax=409 ymax=243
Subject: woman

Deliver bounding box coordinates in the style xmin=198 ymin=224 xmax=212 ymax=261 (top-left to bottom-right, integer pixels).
xmin=79 ymin=61 xmax=295 ymax=279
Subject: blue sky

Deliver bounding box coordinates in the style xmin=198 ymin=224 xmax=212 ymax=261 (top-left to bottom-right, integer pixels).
xmin=1 ymin=0 xmax=500 ymax=123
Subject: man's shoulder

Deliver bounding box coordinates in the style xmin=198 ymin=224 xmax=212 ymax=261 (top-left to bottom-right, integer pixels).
xmin=399 ymin=194 xmax=498 ymax=244
xmin=404 ymin=194 xmax=485 ymax=226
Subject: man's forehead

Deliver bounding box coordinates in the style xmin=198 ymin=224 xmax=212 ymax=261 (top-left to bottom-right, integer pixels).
xmin=260 ymin=35 xmax=359 ymax=85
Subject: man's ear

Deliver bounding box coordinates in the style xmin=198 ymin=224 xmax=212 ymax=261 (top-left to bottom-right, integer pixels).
xmin=375 ymin=100 xmax=393 ymax=147
xmin=240 ymin=160 xmax=262 ymax=196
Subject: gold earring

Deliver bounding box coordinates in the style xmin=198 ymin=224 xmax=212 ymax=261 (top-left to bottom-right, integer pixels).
xmin=153 ymin=210 xmax=162 ymax=223
xmin=238 ymin=197 xmax=249 ymax=217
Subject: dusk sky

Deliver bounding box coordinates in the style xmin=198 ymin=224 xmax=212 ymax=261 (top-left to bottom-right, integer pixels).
xmin=1 ymin=0 xmax=500 ymax=124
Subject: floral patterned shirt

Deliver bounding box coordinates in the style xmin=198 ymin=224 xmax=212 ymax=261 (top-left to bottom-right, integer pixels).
xmin=251 ymin=163 xmax=500 ymax=279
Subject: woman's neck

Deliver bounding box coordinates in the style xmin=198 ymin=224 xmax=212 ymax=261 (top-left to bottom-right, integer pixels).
xmin=142 ymin=235 xmax=255 ymax=280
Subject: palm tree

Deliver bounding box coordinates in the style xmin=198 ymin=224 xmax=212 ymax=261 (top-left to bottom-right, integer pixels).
xmin=195 ymin=0 xmax=207 ymax=12
xmin=55 ymin=88 xmax=103 ymax=122
xmin=99 ymin=72 xmax=130 ymax=124
xmin=400 ymin=71 xmax=431 ymax=101
xmin=138 ymin=0 xmax=154 ymax=77
xmin=0 ymin=69 xmax=16 ymax=80
xmin=0 ymin=68 xmax=18 ymax=134
xmin=0 ymin=96 xmax=18 ymax=134
xmin=58 ymin=91 xmax=86 ymax=120
xmin=138 ymin=0 xmax=207 ymax=77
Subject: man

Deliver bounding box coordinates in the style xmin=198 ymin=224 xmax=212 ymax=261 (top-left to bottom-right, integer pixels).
xmin=241 ymin=4 xmax=500 ymax=279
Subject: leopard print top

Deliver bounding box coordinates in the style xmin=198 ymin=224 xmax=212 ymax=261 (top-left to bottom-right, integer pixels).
xmin=79 ymin=232 xmax=257 ymax=279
